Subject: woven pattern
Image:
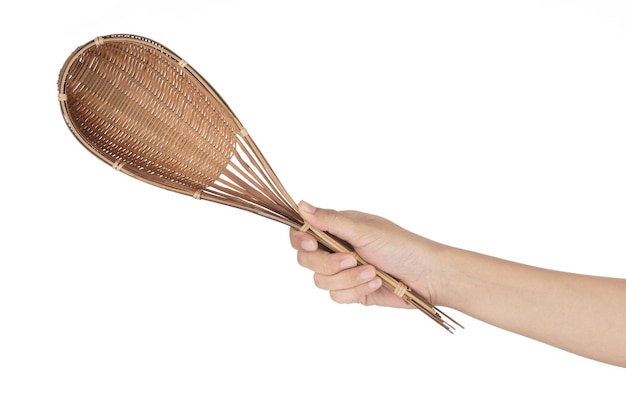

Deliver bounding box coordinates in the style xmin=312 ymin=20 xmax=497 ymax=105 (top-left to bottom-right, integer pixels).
xmin=61 ymin=36 xmax=238 ymax=193
xmin=58 ymin=34 xmax=461 ymax=332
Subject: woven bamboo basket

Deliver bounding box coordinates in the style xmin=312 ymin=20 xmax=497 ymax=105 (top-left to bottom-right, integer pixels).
xmin=57 ymin=34 xmax=461 ymax=332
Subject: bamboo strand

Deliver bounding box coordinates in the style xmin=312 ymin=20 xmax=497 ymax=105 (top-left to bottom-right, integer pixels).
xmin=226 ymin=154 xmax=296 ymax=218
xmin=236 ymin=136 xmax=294 ymax=208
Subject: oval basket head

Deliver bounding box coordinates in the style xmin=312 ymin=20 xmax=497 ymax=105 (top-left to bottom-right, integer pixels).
xmin=57 ymin=34 xmax=243 ymax=196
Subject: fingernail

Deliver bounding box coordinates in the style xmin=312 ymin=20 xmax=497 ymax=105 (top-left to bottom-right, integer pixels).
xmin=359 ymin=267 xmax=376 ymax=281
xmin=368 ymin=277 xmax=382 ymax=289
xmin=298 ymin=200 xmax=316 ymax=215
xmin=339 ymin=255 xmax=357 ymax=269
xmin=301 ymin=239 xmax=317 ymax=252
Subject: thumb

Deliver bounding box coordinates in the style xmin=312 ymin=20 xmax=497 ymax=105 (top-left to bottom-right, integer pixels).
xmin=298 ymin=200 xmax=365 ymax=246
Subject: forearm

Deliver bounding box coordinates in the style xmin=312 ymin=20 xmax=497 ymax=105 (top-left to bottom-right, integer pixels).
xmin=436 ymin=245 xmax=626 ymax=367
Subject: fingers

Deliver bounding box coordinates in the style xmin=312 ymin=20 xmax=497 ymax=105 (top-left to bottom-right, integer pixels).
xmin=326 ymin=278 xmax=383 ymax=305
xmin=290 ymin=228 xmax=356 ymax=274
xmin=289 ymin=228 xmax=318 ymax=252
xmin=311 ymin=261 xmax=383 ymax=305
xmin=290 ymin=226 xmax=383 ymax=305
xmin=313 ymin=265 xmax=380 ymax=291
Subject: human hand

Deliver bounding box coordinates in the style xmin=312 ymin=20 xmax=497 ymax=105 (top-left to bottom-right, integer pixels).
xmin=290 ymin=201 xmax=444 ymax=308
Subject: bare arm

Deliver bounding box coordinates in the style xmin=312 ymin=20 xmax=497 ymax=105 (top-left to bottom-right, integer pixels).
xmin=437 ymin=246 xmax=626 ymax=367
xmin=290 ymin=201 xmax=626 ymax=368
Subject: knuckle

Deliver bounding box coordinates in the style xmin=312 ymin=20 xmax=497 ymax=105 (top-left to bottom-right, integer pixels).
xmin=321 ymin=253 xmax=338 ymax=275
xmin=326 ymin=208 xmax=339 ymax=226
xmin=296 ymin=251 xmax=315 ymax=270
xmin=296 ymin=251 xmax=309 ymax=268
xmin=313 ymin=273 xmax=324 ymax=289
xmin=288 ymin=228 xmax=298 ymax=246
xmin=329 ymin=290 xmax=345 ymax=304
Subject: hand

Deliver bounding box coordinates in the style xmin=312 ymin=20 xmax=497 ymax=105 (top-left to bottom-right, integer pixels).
xmin=290 ymin=201 xmax=445 ymax=308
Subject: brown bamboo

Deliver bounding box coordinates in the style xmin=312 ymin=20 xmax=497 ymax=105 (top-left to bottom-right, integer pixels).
xmin=57 ymin=34 xmax=462 ymax=332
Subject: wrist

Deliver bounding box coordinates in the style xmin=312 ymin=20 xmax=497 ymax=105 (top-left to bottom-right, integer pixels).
xmin=428 ymin=243 xmax=473 ymax=308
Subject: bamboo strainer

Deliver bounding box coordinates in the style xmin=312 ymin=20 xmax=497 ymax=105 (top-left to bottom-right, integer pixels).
xmin=57 ymin=34 xmax=461 ymax=332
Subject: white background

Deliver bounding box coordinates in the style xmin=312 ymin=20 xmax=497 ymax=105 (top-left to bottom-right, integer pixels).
xmin=2 ymin=1 xmax=625 ymax=399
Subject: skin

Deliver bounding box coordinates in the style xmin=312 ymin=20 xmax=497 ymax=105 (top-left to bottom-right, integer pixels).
xmin=289 ymin=201 xmax=626 ymax=368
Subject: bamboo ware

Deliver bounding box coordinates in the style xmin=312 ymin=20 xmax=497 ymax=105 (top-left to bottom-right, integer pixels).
xmin=57 ymin=34 xmax=461 ymax=332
